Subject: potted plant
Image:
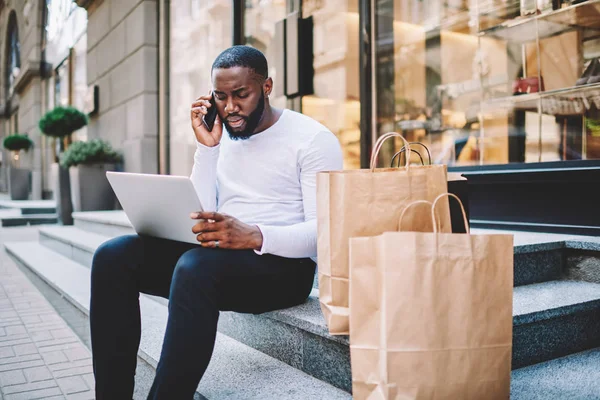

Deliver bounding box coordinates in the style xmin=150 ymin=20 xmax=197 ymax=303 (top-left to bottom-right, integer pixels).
xmin=3 ymin=133 xmax=33 ymax=200
xmin=39 ymin=106 xmax=88 ymax=225
xmin=60 ymin=139 xmax=122 ymax=212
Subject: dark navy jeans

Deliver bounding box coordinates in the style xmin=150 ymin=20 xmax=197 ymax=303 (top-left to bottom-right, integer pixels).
xmin=89 ymin=234 xmax=315 ymax=400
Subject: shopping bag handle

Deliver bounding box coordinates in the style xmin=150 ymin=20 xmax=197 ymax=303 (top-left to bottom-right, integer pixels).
xmin=370 ymin=132 xmax=411 ymax=171
xmin=408 ymin=142 xmax=432 ymax=164
xmin=391 ymin=143 xmax=432 ymax=167
xmin=391 ymin=149 xmax=424 ymax=167
xmin=431 ymin=193 xmax=470 ymax=234
xmin=397 ymin=200 xmax=432 ymax=231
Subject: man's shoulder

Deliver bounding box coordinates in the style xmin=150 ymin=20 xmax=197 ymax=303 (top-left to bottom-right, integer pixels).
xmin=281 ymin=109 xmax=333 ymax=136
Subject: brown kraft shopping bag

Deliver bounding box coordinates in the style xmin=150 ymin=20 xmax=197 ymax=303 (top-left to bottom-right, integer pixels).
xmin=317 ymin=132 xmax=452 ymax=335
xmin=349 ymin=193 xmax=513 ymax=399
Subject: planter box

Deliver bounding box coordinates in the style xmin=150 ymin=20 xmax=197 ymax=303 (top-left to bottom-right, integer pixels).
xmin=8 ymin=167 xmax=31 ymax=200
xmin=69 ymin=163 xmax=118 ymax=212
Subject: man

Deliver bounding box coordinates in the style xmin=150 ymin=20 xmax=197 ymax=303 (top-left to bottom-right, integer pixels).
xmin=89 ymin=45 xmax=343 ymax=399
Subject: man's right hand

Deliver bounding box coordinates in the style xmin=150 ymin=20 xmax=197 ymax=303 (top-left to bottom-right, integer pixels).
xmin=191 ymin=94 xmax=223 ymax=147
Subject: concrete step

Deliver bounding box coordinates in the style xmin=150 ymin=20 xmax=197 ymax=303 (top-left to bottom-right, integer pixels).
xmin=216 ymin=278 xmax=600 ymax=391
xmin=3 ymin=241 xmax=351 ymax=400
xmin=511 ymin=347 xmax=600 ymax=399
xmin=39 ymin=225 xmax=110 ymax=268
xmin=0 ymin=212 xmax=58 ymax=227
xmin=0 ymin=199 xmax=56 ymax=215
xmin=7 ymin=242 xmax=600 ymax=399
xmin=72 ymin=210 xmax=135 ymax=237
xmin=35 ymin=225 xmax=600 ymax=390
xmin=47 ymin=217 xmax=583 ymax=288
xmin=39 ymin=225 xmax=321 ymax=289
xmin=16 ymin=229 xmax=600 ymax=392
xmin=512 ymin=280 xmax=600 ymax=369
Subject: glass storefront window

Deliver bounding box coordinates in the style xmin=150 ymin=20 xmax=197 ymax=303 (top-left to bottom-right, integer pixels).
xmin=169 ymin=0 xmax=233 ymax=176
xmin=55 ymin=59 xmax=70 ymax=108
xmin=244 ymin=0 xmax=288 ymax=109
xmin=302 ymin=0 xmax=361 ymax=169
xmin=6 ymin=12 xmax=21 ymax=99
xmin=373 ymin=0 xmax=600 ymax=167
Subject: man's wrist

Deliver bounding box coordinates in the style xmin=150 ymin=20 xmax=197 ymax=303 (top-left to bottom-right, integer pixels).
xmin=252 ymin=226 xmax=264 ymax=251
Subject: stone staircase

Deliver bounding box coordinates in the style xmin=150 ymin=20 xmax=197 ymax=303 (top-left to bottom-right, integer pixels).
xmin=4 ymin=211 xmax=600 ymax=399
xmin=0 ymin=199 xmax=58 ymax=227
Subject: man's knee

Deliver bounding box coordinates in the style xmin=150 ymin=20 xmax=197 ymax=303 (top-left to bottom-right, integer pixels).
xmin=171 ymin=248 xmax=222 ymax=288
xmin=92 ymin=235 xmax=142 ymax=281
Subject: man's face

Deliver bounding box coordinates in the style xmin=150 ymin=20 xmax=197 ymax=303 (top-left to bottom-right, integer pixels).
xmin=211 ymin=66 xmax=270 ymax=140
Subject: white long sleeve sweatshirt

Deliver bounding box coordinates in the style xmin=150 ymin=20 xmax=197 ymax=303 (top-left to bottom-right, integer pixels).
xmin=190 ymin=109 xmax=343 ymax=259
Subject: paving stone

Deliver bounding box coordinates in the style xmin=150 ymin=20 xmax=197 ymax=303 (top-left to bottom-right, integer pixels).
xmin=57 ymin=375 xmax=89 ymax=394
xmin=48 ymin=359 xmax=93 ymax=372
xmin=0 ymin=369 xmax=27 ymax=386
xmin=2 ymin=378 xmax=58 ymax=395
xmin=0 ymin=338 xmax=31 ymax=347
xmin=12 ymin=343 xmax=39 ymax=356
xmin=29 ymin=330 xmax=54 ymax=342
xmin=23 ymin=365 xmax=54 ymax=382
xmin=41 ymin=350 xmax=69 ymax=365
xmin=82 ymin=373 xmax=95 ymax=390
xmin=53 ymin=364 xmax=94 ymax=379
xmin=0 ymin=346 xmax=15 ymax=358
xmin=36 ymin=338 xmax=80 ymax=351
xmin=37 ymin=341 xmax=83 ymax=353
xmin=66 ymin=391 xmax=95 ymax=400
xmin=4 ymin=387 xmax=63 ymax=400
xmin=0 ymin=354 xmax=41 ymax=366
xmin=19 ymin=315 xmax=42 ymax=324
xmin=63 ymin=347 xmax=91 ymax=362
xmin=0 ymin=359 xmax=45 ymax=373
xmin=4 ymin=325 xmax=26 ymax=336
xmin=0 ymin=334 xmax=29 ymax=344
xmin=0 ymin=320 xmax=22 ymax=330
xmin=51 ymin=328 xmax=75 ymax=340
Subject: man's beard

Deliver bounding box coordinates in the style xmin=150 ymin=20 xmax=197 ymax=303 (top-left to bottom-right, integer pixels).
xmin=223 ymin=93 xmax=266 ymax=141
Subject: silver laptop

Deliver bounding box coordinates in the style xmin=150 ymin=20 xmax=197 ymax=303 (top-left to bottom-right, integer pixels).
xmin=106 ymin=171 xmax=204 ymax=245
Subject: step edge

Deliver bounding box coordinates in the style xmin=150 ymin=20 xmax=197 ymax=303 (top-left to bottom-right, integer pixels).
xmin=514 ymin=299 xmax=600 ymax=326
xmin=72 ymin=211 xmax=133 ymax=228
xmin=39 ymin=226 xmax=109 ymax=253
xmin=4 ymin=242 xmax=91 ymax=317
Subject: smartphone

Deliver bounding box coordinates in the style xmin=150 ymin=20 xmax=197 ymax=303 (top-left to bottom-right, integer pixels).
xmin=202 ymin=94 xmax=218 ymax=132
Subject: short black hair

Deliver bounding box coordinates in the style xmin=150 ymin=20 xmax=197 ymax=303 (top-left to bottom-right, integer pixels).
xmin=211 ymin=45 xmax=268 ymax=81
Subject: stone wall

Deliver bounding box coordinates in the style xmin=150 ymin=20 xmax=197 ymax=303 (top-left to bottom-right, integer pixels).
xmin=85 ymin=0 xmax=158 ymax=174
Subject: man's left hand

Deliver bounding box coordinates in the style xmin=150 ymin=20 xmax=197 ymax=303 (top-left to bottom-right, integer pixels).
xmin=191 ymin=212 xmax=263 ymax=250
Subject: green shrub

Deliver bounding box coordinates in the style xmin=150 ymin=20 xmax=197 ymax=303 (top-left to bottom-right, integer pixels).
xmin=586 ymin=118 xmax=600 ymax=137
xmin=39 ymin=106 xmax=88 ymax=138
xmin=3 ymin=133 xmax=33 ymax=152
xmin=60 ymin=139 xmax=122 ymax=168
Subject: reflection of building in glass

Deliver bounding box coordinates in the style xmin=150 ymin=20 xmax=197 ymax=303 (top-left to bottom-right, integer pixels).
xmin=169 ymin=0 xmax=232 ymax=176
xmin=302 ymin=1 xmax=361 ymax=169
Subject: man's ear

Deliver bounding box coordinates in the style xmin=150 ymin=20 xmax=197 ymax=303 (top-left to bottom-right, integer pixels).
xmin=263 ymin=77 xmax=273 ymax=97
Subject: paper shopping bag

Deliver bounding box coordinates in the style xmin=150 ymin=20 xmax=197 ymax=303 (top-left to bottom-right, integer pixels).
xmin=317 ymin=132 xmax=451 ymax=335
xmin=349 ymin=193 xmax=513 ymax=399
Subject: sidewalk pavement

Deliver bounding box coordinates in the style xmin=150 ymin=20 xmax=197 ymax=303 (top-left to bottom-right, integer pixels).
xmin=0 ymin=226 xmax=95 ymax=400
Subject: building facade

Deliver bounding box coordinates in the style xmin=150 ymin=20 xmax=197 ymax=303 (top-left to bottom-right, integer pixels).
xmin=1 ymin=0 xmax=599 ymax=200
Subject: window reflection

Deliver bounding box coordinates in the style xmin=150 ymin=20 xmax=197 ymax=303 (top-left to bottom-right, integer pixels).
xmin=169 ymin=0 xmax=232 ymax=176
xmin=302 ymin=1 xmax=361 ymax=169
xmin=244 ymin=0 xmax=287 ymax=108
xmin=374 ymin=0 xmax=600 ymax=166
